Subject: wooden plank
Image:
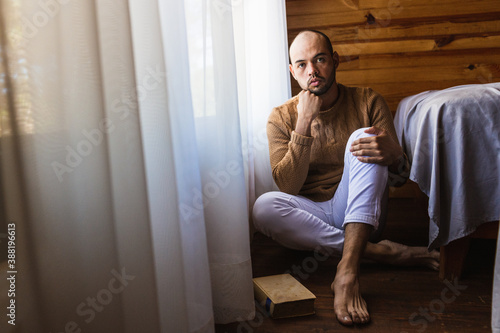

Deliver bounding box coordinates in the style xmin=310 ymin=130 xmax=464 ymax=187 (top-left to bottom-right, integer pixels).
xmin=334 ymin=35 xmax=500 ymax=56
xmin=351 ymin=49 xmax=500 ymax=70
xmin=287 ymin=0 xmax=500 ymax=30
xmin=385 ymin=97 xmax=414 ymax=112
xmin=336 ymin=64 xmax=500 ymax=84
xmin=359 ymin=0 xmax=464 ymax=10
xmin=367 ymin=0 xmax=500 ymax=23
xmin=334 ymin=39 xmax=435 ymax=56
xmin=298 ymin=19 xmax=500 ymax=44
xmin=287 ymin=10 xmax=367 ymax=30
xmin=336 ymin=49 xmax=500 ymax=71
xmin=287 ymin=0 xmax=477 ymax=16
xmin=356 ymin=20 xmax=500 ymax=44
xmin=440 ymin=35 xmax=500 ymax=51
xmin=286 ymin=0 xmax=361 ymax=16
xmin=368 ymin=79 xmax=500 ymax=98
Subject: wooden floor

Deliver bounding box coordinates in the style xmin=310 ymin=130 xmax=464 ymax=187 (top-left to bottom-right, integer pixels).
xmin=216 ymin=197 xmax=496 ymax=333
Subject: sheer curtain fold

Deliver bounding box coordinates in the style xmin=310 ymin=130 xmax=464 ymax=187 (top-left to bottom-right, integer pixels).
xmin=184 ymin=0 xmax=254 ymax=324
xmin=240 ymin=0 xmax=291 ymax=204
xmin=0 ymin=0 xmax=290 ymax=332
xmin=127 ymin=0 xmax=195 ymax=332
xmin=155 ymin=0 xmax=217 ymax=330
xmin=94 ymin=1 xmax=162 ymax=332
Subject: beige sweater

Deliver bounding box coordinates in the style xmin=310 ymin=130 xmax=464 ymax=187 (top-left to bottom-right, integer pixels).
xmin=267 ymin=84 xmax=403 ymax=202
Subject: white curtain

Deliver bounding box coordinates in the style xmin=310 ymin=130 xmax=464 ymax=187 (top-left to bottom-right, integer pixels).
xmin=0 ymin=0 xmax=290 ymax=332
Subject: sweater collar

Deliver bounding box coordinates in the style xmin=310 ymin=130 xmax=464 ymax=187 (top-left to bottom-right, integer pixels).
xmin=319 ymin=83 xmax=344 ymax=114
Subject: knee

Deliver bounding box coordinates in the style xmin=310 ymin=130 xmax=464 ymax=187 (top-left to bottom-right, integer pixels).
xmin=252 ymin=192 xmax=281 ymax=232
xmin=345 ymin=128 xmax=388 ymax=171
xmin=346 ymin=127 xmax=375 ymax=150
xmin=253 ymin=191 xmax=296 ymax=237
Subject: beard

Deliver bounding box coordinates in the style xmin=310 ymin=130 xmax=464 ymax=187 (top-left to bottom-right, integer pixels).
xmin=307 ymin=69 xmax=336 ymax=96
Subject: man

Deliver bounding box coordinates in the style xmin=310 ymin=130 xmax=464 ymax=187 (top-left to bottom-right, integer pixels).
xmin=252 ymin=30 xmax=439 ymax=326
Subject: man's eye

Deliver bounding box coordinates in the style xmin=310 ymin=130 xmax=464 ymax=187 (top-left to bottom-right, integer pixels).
xmin=298 ymin=63 xmax=305 ymax=68
xmin=317 ymin=58 xmax=324 ymax=63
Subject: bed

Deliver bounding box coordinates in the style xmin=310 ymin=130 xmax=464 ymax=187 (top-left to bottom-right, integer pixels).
xmin=393 ymin=82 xmax=500 ymax=279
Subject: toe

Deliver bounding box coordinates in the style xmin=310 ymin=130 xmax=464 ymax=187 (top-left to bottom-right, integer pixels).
xmin=335 ymin=309 xmax=353 ymax=326
xmin=358 ymin=309 xmax=370 ymax=324
xmin=350 ymin=310 xmax=363 ymax=324
xmin=352 ymin=296 xmax=370 ymax=324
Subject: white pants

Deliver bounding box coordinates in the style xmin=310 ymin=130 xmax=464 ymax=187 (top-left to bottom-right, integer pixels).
xmin=253 ymin=128 xmax=388 ymax=255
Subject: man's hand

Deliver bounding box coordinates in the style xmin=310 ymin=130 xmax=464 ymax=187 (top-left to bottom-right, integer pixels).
xmin=349 ymin=126 xmax=403 ymax=167
xmin=295 ymin=90 xmax=322 ymax=136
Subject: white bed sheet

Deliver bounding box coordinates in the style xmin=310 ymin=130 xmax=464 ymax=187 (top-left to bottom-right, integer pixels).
xmin=394 ymin=83 xmax=500 ymax=250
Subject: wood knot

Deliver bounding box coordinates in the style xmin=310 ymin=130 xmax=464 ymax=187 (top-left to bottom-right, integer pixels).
xmin=467 ymin=64 xmax=476 ymax=70
xmin=435 ymin=35 xmax=455 ymax=48
xmin=365 ymin=13 xmax=376 ymax=25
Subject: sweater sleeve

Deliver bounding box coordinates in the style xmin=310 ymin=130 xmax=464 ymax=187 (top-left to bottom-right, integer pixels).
xmin=267 ymin=108 xmax=314 ymax=195
xmin=368 ymin=91 xmax=410 ymax=187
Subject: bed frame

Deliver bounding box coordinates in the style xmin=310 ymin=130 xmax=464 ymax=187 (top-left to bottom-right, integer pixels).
xmin=440 ymin=221 xmax=499 ymax=281
xmin=414 ymin=185 xmax=499 ymax=280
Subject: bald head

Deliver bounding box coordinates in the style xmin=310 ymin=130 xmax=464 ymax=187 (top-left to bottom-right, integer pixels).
xmin=288 ymin=29 xmax=339 ymax=98
xmin=289 ymin=30 xmax=334 ymax=64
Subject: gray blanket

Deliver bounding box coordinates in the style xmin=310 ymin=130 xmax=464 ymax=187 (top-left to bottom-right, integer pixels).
xmin=394 ymin=83 xmax=500 ymax=250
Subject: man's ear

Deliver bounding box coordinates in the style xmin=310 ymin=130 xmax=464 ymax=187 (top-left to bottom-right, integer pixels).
xmin=332 ymin=51 xmax=340 ymax=69
xmin=289 ymin=64 xmax=296 ymax=80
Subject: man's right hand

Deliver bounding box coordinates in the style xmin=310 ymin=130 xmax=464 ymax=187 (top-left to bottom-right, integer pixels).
xmin=295 ymin=90 xmax=322 ymax=136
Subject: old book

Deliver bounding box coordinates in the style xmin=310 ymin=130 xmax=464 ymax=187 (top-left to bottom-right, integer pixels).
xmin=253 ymin=274 xmax=316 ymax=319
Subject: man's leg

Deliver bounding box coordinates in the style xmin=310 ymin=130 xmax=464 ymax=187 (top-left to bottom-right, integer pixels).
xmin=331 ymin=128 xmax=439 ymax=325
xmin=330 ymin=128 xmax=387 ymax=325
xmin=364 ymin=240 xmax=440 ymax=270
xmin=252 ymin=191 xmax=345 ymax=255
xmin=332 ymin=222 xmax=372 ymax=325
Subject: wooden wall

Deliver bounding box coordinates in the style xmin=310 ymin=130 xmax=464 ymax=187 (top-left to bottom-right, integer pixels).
xmin=286 ymin=0 xmax=500 ymax=114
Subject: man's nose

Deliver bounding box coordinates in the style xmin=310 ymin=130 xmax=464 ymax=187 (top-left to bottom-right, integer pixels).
xmin=307 ymin=63 xmax=318 ymax=76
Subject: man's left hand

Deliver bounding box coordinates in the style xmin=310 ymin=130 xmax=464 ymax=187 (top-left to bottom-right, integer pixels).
xmin=349 ymin=127 xmax=402 ymax=166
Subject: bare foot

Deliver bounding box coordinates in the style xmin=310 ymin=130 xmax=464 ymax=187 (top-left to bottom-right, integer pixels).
xmin=331 ymin=267 xmax=370 ymax=326
xmin=376 ymin=240 xmax=440 ymax=270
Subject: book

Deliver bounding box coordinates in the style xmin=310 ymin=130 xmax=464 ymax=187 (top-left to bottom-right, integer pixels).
xmin=252 ymin=274 xmax=316 ymax=319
